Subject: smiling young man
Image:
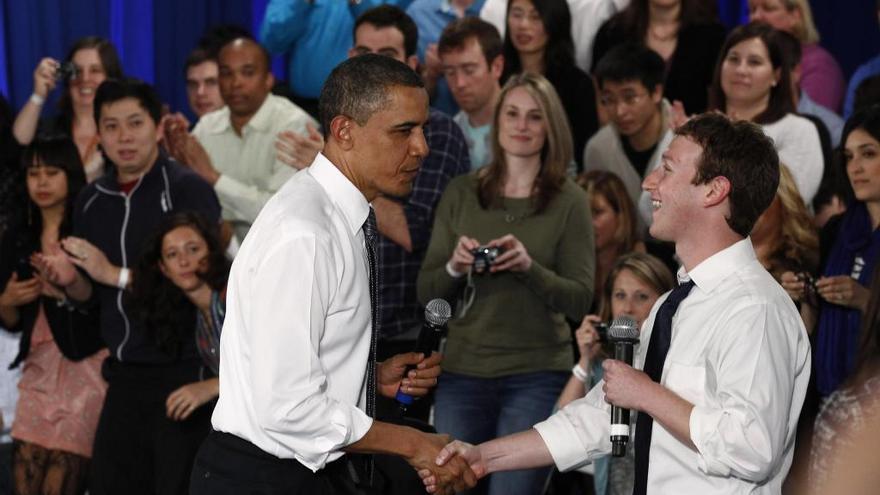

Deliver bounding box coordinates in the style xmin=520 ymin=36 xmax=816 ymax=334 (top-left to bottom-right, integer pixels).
xmin=51 ymin=78 xmax=222 ymax=494
xmin=424 ymin=113 xmax=811 ymax=495
xmin=584 ymin=43 xmax=673 ymax=228
xmin=190 ymin=54 xmax=476 ymax=495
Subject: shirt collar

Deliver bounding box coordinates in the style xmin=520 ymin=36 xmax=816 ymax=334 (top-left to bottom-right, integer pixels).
xmin=307 ymin=153 xmax=370 ymax=236
xmin=677 ymin=237 xmax=756 ymax=293
xmin=439 ymin=0 xmax=485 ymax=16
xmin=199 ymin=94 xmax=275 ymax=135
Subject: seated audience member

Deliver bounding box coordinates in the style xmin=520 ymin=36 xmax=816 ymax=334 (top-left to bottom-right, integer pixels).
xmin=556 ymin=252 xmax=673 ymax=495
xmin=36 ymin=78 xmax=222 ymax=494
xmin=843 ymin=2 xmax=880 ymax=119
xmin=479 ymin=0 xmax=629 ymax=73
xmin=166 ymin=36 xmax=318 ymax=243
xmin=577 ymin=171 xmax=643 ymax=309
xmin=853 ymin=74 xmax=880 ymax=115
xmin=782 ymin=104 xmax=880 ymax=400
xmin=774 ymin=29 xmax=843 ymax=146
xmin=807 ymin=263 xmax=880 ymax=495
xmin=501 ymin=0 xmax=598 ymax=172
xmin=592 ymin=0 xmax=725 ymax=115
xmin=13 ymin=37 xmax=123 ymax=183
xmin=708 ymin=22 xmax=823 ymax=205
xmin=129 ymin=212 xmax=231 ymax=421
xmin=341 ymin=5 xmax=472 ymax=390
xmin=417 ymin=73 xmax=594 ymax=495
xmin=752 ymin=165 xmax=819 ymax=283
xmin=259 ymin=0 xmax=390 ymax=118
xmin=184 ymin=48 xmax=224 ymax=119
xmin=438 ymin=18 xmax=504 ymax=170
xmin=1 ymin=138 xmax=106 ymax=495
xmin=584 ymin=43 xmax=672 ymax=227
xmin=749 ymin=0 xmax=845 ymax=113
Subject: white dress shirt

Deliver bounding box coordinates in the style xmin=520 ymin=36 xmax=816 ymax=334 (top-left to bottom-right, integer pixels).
xmin=192 ymin=93 xmax=319 ymax=241
xmin=479 ymin=0 xmax=629 ymax=72
xmin=534 ymin=238 xmax=811 ymax=494
xmin=211 ymin=153 xmax=374 ymax=472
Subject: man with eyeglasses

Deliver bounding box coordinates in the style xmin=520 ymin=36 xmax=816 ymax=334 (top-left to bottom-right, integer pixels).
xmin=584 ymin=43 xmax=673 ymax=228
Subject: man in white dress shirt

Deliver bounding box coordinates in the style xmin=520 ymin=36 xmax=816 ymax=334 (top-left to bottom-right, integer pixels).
xmin=422 ymin=113 xmax=811 ymax=495
xmin=189 ymin=54 xmax=476 ymax=495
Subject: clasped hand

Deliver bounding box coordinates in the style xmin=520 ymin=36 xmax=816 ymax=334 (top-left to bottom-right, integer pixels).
xmin=448 ymin=234 xmax=532 ymax=275
xmin=409 ymin=433 xmax=478 ymax=495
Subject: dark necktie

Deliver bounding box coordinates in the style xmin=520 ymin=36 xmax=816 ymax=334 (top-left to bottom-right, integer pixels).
xmin=632 ymin=279 xmax=696 ymax=495
xmin=363 ymin=207 xmax=379 ymax=419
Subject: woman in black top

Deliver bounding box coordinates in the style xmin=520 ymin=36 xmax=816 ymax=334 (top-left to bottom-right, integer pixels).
xmin=501 ymin=0 xmax=598 ymax=173
xmin=592 ymin=0 xmax=725 ymax=115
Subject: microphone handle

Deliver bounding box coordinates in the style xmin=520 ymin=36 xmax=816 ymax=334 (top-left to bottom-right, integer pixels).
xmin=395 ymin=323 xmax=442 ymax=409
xmin=610 ymin=340 xmax=634 ymax=457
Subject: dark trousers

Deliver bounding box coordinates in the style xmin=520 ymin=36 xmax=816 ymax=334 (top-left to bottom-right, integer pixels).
xmin=190 ymin=430 xmax=364 ymax=495
xmin=89 ymin=359 xmax=213 ymax=495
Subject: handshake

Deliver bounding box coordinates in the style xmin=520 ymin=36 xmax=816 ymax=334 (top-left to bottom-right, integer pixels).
xmin=407 ymin=434 xmax=483 ymax=495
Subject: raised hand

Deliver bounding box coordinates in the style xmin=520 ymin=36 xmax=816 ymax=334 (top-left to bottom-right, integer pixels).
xmin=32 ymin=58 xmax=59 ymax=99
xmin=487 ymin=234 xmax=532 ymax=273
xmin=576 ymin=315 xmax=604 ymax=362
xmin=275 ymin=123 xmax=324 ymax=170
xmin=448 ymin=236 xmax=480 ymax=275
xmin=377 ymin=351 xmax=442 ymax=399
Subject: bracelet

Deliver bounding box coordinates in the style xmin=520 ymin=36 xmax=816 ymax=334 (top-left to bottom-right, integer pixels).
xmin=572 ymin=363 xmax=589 ymax=383
xmin=30 ymin=93 xmax=45 ymax=106
xmin=117 ymin=267 xmax=130 ymax=290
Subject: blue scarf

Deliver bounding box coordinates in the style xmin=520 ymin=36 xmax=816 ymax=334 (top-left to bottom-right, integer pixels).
xmin=816 ymin=202 xmax=880 ymax=397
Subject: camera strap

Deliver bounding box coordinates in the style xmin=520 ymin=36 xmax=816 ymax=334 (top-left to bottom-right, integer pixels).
xmin=456 ymin=268 xmax=478 ymax=319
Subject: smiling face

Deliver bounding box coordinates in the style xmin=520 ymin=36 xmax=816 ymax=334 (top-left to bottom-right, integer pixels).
xmin=347 ymin=85 xmax=429 ymax=200
xmin=159 ymin=226 xmax=210 ymax=293
xmin=507 ymin=0 xmax=548 ymax=56
xmin=97 ymin=97 xmax=161 ymax=182
xmin=26 ymin=164 xmax=68 ymax=211
xmin=642 ymin=136 xmax=706 ymax=243
xmin=844 ymin=128 xmax=880 ymax=205
xmin=748 ymin=0 xmax=800 ymax=34
xmin=610 ymin=268 xmax=662 ymax=328
xmin=720 ymin=37 xmax=779 ymax=111
xmin=497 ymin=86 xmax=547 ymax=159
xmin=69 ymin=48 xmax=107 ymax=109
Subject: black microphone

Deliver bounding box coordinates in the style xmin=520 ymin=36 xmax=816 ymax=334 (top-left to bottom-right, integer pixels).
xmin=608 ymin=315 xmax=640 ymax=457
xmin=395 ymin=299 xmax=452 ymax=411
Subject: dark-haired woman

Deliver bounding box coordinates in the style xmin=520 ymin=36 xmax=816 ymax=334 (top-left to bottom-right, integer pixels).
xmin=418 ymin=73 xmax=593 ymax=495
xmin=502 ymin=0 xmax=598 ymax=172
xmin=0 ymin=138 xmax=106 ymax=495
xmin=708 ymin=21 xmax=823 ymax=205
xmin=13 ymin=37 xmax=123 ymax=182
xmin=591 ymin=0 xmax=725 ymax=115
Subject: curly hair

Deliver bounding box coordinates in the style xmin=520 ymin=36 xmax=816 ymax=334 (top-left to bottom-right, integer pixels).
xmin=775 ymin=164 xmax=819 ymax=273
xmin=128 ymin=212 xmax=229 ymax=358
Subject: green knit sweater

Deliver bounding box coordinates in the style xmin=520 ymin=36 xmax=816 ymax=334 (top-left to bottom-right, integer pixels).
xmin=417 ymin=173 xmax=595 ymax=377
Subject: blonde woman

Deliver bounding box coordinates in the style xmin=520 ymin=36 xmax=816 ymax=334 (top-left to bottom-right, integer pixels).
xmin=418 ymin=72 xmax=594 ymax=495
xmin=749 ymin=0 xmax=846 ymax=112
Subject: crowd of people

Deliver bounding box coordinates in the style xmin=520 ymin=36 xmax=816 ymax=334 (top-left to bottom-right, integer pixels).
xmin=0 ymin=0 xmax=878 ymax=494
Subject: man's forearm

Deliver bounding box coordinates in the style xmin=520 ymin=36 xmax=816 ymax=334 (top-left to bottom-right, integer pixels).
xmin=641 ymin=382 xmax=696 ymax=451
xmin=372 ymin=196 xmax=413 ymax=252
xmin=481 ymin=429 xmax=554 ymax=475
xmin=344 ymin=420 xmax=421 ymax=458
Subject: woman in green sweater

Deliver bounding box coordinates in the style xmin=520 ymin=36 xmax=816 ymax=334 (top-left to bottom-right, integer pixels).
xmin=417 ymin=72 xmax=595 ymax=495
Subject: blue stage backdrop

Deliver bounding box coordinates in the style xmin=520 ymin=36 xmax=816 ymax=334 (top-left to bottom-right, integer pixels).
xmin=1 ymin=0 xmax=877 ymax=121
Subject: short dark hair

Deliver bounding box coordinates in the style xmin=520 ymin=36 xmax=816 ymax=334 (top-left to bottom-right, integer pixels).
xmin=94 ymin=78 xmax=163 ymax=126
xmin=708 ymin=22 xmax=795 ymax=125
xmin=218 ymin=37 xmax=272 ymax=74
xmin=676 ymin=113 xmax=780 ymax=237
xmin=184 ymin=48 xmax=216 ymax=77
xmin=854 ymin=75 xmax=880 ymax=115
xmin=354 ymin=5 xmax=419 ymax=58
xmin=594 ymin=43 xmax=666 ymax=92
xmin=319 ymin=53 xmax=424 ymax=138
xmin=438 ymin=17 xmax=503 ymax=65
xmin=197 ymin=24 xmax=252 ymax=57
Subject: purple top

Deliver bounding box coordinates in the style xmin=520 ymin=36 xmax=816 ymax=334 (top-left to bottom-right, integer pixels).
xmin=800 ymin=43 xmax=846 ymax=113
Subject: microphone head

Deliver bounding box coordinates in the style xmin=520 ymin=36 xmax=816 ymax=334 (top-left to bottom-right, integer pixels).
xmin=425 ymin=299 xmax=452 ymax=327
xmin=608 ymin=315 xmax=639 ymax=342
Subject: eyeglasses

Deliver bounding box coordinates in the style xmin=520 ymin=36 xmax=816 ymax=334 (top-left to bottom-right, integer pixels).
xmin=600 ymin=92 xmax=649 ymax=109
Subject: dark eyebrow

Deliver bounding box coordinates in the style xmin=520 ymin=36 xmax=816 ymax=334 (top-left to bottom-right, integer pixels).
xmin=391 ymin=121 xmax=420 ymax=132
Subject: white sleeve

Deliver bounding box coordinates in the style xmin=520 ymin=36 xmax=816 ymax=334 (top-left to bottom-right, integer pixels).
xmin=773 ymin=116 xmax=823 ymax=205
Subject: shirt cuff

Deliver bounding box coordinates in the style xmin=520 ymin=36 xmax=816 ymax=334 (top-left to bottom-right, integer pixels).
xmin=445 ymin=261 xmax=465 ymax=278
xmin=534 ymin=411 xmax=593 ymax=472
xmin=688 ymin=404 xmax=732 ymax=477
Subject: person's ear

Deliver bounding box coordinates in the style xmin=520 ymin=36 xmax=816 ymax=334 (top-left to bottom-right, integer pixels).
xmin=490 ymin=55 xmax=504 ymax=80
xmin=704 ymin=176 xmax=731 ymax=207
xmin=330 ymin=115 xmax=355 ymax=151
xmin=406 ymin=55 xmax=419 ymax=71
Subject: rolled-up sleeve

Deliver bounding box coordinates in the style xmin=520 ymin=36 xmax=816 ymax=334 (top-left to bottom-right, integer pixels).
xmin=687 ymin=302 xmax=801 ymax=482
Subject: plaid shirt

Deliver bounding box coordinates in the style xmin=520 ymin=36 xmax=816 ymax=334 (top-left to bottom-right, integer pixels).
xmin=377 ymin=109 xmax=470 ymax=338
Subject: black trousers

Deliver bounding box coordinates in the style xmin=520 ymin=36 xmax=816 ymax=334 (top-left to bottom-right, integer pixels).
xmin=190 ymin=430 xmax=368 ymax=495
xmin=89 ymin=359 xmax=213 ymax=495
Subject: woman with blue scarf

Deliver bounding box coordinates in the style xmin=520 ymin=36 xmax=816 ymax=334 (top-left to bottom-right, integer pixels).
xmin=784 ymin=104 xmax=880 ymax=398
